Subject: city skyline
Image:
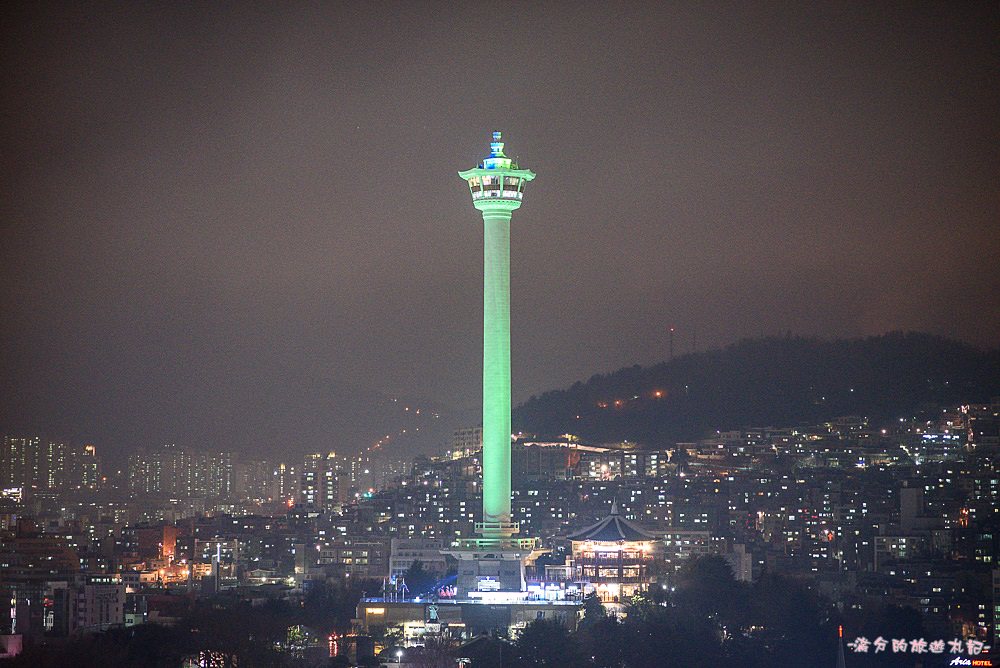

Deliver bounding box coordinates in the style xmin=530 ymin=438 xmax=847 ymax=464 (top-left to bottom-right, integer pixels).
xmin=2 ymin=3 xmax=998 ymax=458
xmin=2 ymin=397 xmax=998 ymax=665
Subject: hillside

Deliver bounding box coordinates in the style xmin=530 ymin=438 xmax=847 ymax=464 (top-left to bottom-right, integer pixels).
xmin=512 ymin=332 xmax=1000 ymax=446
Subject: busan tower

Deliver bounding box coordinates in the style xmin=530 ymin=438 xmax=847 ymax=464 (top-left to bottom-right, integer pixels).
xmin=450 ymin=132 xmax=538 ymax=596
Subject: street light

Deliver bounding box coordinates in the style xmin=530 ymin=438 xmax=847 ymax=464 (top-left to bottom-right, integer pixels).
xmin=396 ymin=649 xmax=403 ymax=664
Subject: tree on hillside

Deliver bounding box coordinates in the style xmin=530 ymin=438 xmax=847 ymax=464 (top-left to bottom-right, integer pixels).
xmin=579 ymin=592 xmax=607 ymax=628
xmin=511 ymin=620 xmax=586 ymax=668
xmin=403 ymin=559 xmax=437 ymax=596
xmin=577 ymin=614 xmax=624 ymax=668
xmin=673 ymin=555 xmax=749 ymax=629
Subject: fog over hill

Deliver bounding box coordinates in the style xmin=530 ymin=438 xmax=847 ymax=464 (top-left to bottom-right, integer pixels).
xmin=513 ymin=332 xmax=1000 ymax=446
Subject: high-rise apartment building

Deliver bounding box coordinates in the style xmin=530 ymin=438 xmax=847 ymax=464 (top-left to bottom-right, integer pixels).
xmin=128 ymin=444 xmax=237 ymax=498
xmin=450 ymin=427 xmax=483 ymax=459
xmin=1 ymin=435 xmax=40 ymax=489
xmin=236 ymin=458 xmax=274 ymax=503
xmin=2 ymin=436 xmax=106 ymax=493
xmin=274 ymin=462 xmax=298 ymax=504
xmin=300 ymin=452 xmax=340 ymax=511
xmin=42 ymin=441 xmax=67 ymax=490
xmin=75 ymin=444 xmax=100 ymax=490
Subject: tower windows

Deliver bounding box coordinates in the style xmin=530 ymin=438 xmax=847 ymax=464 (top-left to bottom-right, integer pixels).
xmin=468 ymin=174 xmax=524 ymax=200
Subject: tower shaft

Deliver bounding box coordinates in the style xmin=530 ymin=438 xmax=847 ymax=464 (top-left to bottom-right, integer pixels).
xmin=482 ymin=209 xmax=512 ymax=527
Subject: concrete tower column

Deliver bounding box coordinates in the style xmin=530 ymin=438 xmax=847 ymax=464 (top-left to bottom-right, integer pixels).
xmin=481 ymin=208 xmax=512 ymax=526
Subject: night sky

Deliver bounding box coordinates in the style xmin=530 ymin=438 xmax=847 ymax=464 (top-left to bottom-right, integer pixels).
xmin=2 ymin=3 xmax=998 ymax=458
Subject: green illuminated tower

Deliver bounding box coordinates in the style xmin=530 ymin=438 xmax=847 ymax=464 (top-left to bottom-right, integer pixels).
xmin=449 ymin=132 xmax=538 ymax=596
xmin=460 ymin=132 xmax=535 ymax=538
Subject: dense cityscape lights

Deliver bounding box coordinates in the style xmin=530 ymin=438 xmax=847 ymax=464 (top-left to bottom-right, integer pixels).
xmin=2 ymin=4 xmax=999 ymax=666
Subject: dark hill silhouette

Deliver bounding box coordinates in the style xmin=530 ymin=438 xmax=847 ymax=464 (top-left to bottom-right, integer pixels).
xmin=513 ymin=332 xmax=1000 ymax=446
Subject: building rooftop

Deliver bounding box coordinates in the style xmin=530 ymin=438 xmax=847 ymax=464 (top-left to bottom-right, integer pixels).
xmin=566 ymin=501 xmax=657 ymax=542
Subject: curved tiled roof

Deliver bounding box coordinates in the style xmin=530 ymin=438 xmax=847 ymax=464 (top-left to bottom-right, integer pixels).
xmin=566 ymin=501 xmax=657 ymax=542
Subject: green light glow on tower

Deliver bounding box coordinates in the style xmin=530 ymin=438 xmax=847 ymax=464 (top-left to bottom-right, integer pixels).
xmin=459 ymin=132 xmax=535 ymax=539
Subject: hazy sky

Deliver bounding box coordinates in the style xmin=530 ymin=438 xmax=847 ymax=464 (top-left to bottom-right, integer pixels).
xmin=2 ymin=2 xmax=998 ymax=457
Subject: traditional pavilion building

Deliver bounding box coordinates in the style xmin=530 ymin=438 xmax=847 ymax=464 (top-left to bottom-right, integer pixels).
xmin=567 ymin=501 xmax=660 ymax=603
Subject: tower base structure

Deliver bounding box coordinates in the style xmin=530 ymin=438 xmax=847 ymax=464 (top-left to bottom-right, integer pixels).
xmin=443 ymin=523 xmax=543 ymax=598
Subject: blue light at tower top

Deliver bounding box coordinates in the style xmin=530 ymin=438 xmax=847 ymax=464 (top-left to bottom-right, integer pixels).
xmin=490 ymin=131 xmax=504 ymax=156
xmin=482 ymin=130 xmax=512 ymax=170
